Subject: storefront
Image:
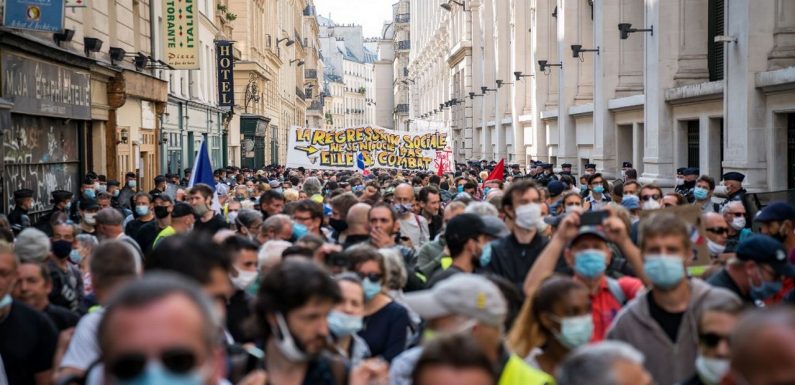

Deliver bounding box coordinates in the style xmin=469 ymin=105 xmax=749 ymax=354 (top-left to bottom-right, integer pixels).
xmin=240 ymin=114 xmax=269 ymax=170
xmin=0 ymin=47 xmax=92 ymax=217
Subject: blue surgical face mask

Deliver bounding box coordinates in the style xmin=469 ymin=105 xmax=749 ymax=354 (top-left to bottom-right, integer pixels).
xmin=0 ymin=294 xmax=12 ymax=310
xmin=693 ymin=187 xmax=709 ymax=201
xmin=128 ymin=180 xmax=137 ymax=188
xmin=292 ymin=223 xmax=308 ymax=239
xmin=115 ymin=362 xmax=203 ymax=385
xmin=113 ymin=189 xmax=120 ymax=198
xmin=592 ymin=185 xmax=605 ymax=194
xmin=83 ymin=189 xmax=96 ymax=199
xmin=484 ymin=187 xmax=491 ymax=196
xmin=573 ymin=249 xmax=607 ymax=279
xmin=479 ymin=242 xmax=493 ymax=267
xmin=135 ymin=205 xmax=150 ymax=216
xmin=643 ymin=255 xmax=686 ymax=290
xmin=580 ymin=184 xmax=588 ymax=192
xmin=550 ymin=314 xmax=593 ymax=349
xmin=362 ymin=278 xmax=382 ymax=301
xmin=69 ymin=249 xmax=82 ymax=265
xmin=327 ymin=310 xmax=364 ymax=337
xmin=64 ymin=202 xmax=72 ymax=211
xmin=750 ymin=266 xmax=783 ymax=301
xmin=457 ymin=185 xmax=464 ymax=193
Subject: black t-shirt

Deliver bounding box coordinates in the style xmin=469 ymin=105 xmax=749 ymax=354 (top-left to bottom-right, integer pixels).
xmin=125 ymin=217 xmax=154 ymax=237
xmin=0 ymin=301 xmax=59 ymax=384
xmin=135 ymin=220 xmax=166 ymax=256
xmin=358 ymin=301 xmax=410 ymax=362
xmin=484 ymin=234 xmax=566 ymax=294
xmin=707 ymin=268 xmax=752 ymax=303
xmin=427 ymin=214 xmax=443 ymax=241
xmin=43 ymin=304 xmax=80 ymax=331
xmin=47 ymin=260 xmax=85 ymax=314
xmin=648 ymin=291 xmax=685 ymax=342
xmin=193 ymin=213 xmax=228 ymax=235
xmin=226 ymin=289 xmax=253 ymax=343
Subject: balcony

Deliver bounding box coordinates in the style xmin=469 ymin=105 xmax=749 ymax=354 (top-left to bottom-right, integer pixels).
xmin=296 ymin=87 xmax=306 ymax=100
xmin=396 ymin=40 xmax=410 ymax=51
xmin=394 ymin=104 xmax=409 ymax=114
xmin=305 ymin=69 xmax=317 ymax=79
xmin=303 ymin=5 xmax=316 ymax=16
xmin=308 ymin=100 xmax=324 ymax=112
xmin=395 ymin=13 xmax=410 ymax=24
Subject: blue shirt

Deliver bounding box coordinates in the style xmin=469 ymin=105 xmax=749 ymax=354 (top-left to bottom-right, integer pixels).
xmin=358 ymin=301 xmax=410 ymax=362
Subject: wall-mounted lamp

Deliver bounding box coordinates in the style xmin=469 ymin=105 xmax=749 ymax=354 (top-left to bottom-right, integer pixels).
xmin=514 ymin=71 xmax=533 ymax=81
xmin=117 ymin=128 xmax=129 ymax=145
xmin=538 ymin=60 xmax=562 ymax=74
xmin=571 ymin=44 xmax=600 ymax=59
xmin=277 ymin=38 xmax=295 ymax=47
xmin=401 ymin=79 xmax=416 ymax=85
xmin=496 ymin=79 xmax=513 ymax=88
xmin=469 ymin=91 xmax=483 ymax=100
xmin=440 ymin=0 xmax=467 ymax=11
xmin=53 ymin=29 xmax=75 ymax=47
xmin=133 ymin=53 xmax=149 ymax=71
xmin=481 ymin=86 xmax=497 ymax=94
xmin=109 ymin=47 xmax=126 ymax=64
xmin=290 ymin=59 xmax=305 ymax=66
xmin=618 ymin=23 xmax=654 ymax=40
xmin=84 ymin=37 xmax=103 ymax=57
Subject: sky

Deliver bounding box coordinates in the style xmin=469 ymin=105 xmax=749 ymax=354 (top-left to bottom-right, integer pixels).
xmin=314 ymin=0 xmax=394 ymax=38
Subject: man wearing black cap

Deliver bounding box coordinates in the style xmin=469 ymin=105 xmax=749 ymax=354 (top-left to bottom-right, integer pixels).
xmin=425 ymin=213 xmax=490 ymax=288
xmin=9 ymin=188 xmax=34 ymax=235
xmin=77 ymin=199 xmax=100 ymax=235
xmin=153 ymin=202 xmax=195 ymax=248
xmin=134 ymin=195 xmax=174 ymax=255
xmin=34 ymin=190 xmax=73 ymax=236
xmin=675 ymin=168 xmax=699 ymax=203
xmin=181 ymin=167 xmax=192 ymax=187
xmin=560 ymin=163 xmax=573 ymax=176
xmin=718 ymin=172 xmax=749 ymax=214
xmin=707 ymin=235 xmax=795 ymax=305
xmin=584 ymin=163 xmax=596 ymax=176
xmin=536 ymin=163 xmax=558 ymax=186
xmin=118 ymin=172 xmax=138 ymax=211
xmin=756 ymin=202 xmax=795 ymax=254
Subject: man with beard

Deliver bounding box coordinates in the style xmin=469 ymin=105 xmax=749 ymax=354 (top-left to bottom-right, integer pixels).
xmin=425 ymin=214 xmax=489 ymax=288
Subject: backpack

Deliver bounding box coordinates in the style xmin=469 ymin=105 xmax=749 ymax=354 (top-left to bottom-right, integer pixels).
xmin=606 ymin=277 xmax=628 ymax=305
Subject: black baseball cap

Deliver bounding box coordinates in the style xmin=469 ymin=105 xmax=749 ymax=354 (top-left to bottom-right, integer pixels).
xmin=737 ymin=235 xmax=795 ymax=277
xmin=171 ymin=202 xmax=194 ymax=218
xmin=444 ymin=213 xmax=486 ymax=245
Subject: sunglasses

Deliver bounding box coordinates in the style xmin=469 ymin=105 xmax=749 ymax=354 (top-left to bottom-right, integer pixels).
xmin=730 ymin=212 xmax=746 ymax=217
xmin=108 ymin=348 xmax=197 ymax=380
xmin=641 ymin=194 xmax=660 ymax=201
xmin=699 ymin=332 xmax=731 ymax=348
xmin=357 ymin=272 xmax=383 ymax=282
xmin=706 ymin=227 xmax=729 ymax=235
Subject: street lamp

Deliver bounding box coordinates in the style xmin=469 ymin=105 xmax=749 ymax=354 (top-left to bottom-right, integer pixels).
xmin=618 ymin=23 xmax=654 ymax=40
xmin=440 ymin=0 xmax=466 ymax=11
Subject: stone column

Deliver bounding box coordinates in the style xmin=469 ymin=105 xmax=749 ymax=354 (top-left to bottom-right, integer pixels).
xmin=493 ymin=0 xmax=507 ymax=161
xmin=530 ymin=0 xmax=555 ymax=163
xmin=592 ymin=0 xmax=620 ymax=177
xmin=769 ymin=0 xmax=795 ymax=70
xmin=557 ymin=0 xmax=579 ymax=167
xmin=511 ymin=0 xmax=528 ymax=168
xmin=673 ymin=0 xmax=710 ymax=86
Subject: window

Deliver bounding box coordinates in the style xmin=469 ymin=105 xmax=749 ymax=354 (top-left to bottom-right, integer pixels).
xmin=687 ymin=120 xmax=700 ymax=168
xmin=708 ymin=0 xmax=725 ymax=81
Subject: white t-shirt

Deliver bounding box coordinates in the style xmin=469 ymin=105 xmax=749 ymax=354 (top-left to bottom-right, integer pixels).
xmin=398 ymin=214 xmax=429 ymax=251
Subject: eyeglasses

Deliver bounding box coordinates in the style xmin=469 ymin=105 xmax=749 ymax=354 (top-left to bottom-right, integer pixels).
xmin=699 ymin=332 xmax=731 ymax=348
xmin=730 ymin=212 xmax=746 ymax=217
xmin=641 ymin=194 xmax=660 ymax=201
xmin=356 ymin=272 xmax=383 ymax=282
xmin=705 ymin=227 xmax=729 ymax=235
xmin=108 ymin=347 xmax=197 ymax=380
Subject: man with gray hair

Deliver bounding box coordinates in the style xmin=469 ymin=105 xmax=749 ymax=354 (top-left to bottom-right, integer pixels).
xmin=302 ymin=176 xmax=323 ymax=198
xmin=94 ymin=208 xmax=143 ymax=270
xmin=558 ymin=341 xmax=652 ymax=385
xmin=259 ymin=214 xmax=293 ymax=243
xmin=14 ymin=228 xmax=51 ymax=263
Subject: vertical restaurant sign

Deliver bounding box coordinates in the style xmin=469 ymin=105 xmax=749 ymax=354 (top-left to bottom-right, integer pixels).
xmin=3 ymin=0 xmax=65 ymax=32
xmin=216 ymin=41 xmax=234 ymax=108
xmin=163 ymin=0 xmax=199 ymax=69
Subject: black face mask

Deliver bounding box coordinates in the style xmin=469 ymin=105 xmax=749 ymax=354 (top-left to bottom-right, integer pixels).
xmin=51 ymin=240 xmax=72 ymax=259
xmin=329 ymin=218 xmax=348 ymax=234
xmin=154 ymin=206 xmax=170 ymax=219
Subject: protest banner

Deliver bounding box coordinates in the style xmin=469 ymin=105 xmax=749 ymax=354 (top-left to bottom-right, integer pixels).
xmin=639 ymin=205 xmax=711 ymax=276
xmin=287 ymin=125 xmax=454 ymax=173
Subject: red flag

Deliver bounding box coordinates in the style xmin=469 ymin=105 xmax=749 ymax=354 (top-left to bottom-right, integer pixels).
xmin=484 ymin=159 xmax=505 ymax=183
xmin=437 ymin=160 xmax=445 ymax=176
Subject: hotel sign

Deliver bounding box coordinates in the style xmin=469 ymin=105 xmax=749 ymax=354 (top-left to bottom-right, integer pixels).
xmin=216 ymin=41 xmax=234 ymax=108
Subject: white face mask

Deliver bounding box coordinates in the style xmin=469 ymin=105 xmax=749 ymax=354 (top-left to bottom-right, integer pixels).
xmin=231 ymin=269 xmax=258 ymax=291
xmin=565 ymin=205 xmax=581 ymax=214
xmin=675 ymin=178 xmax=685 ymax=186
xmin=514 ymin=203 xmax=542 ymax=230
xmin=707 ymin=240 xmax=726 ymax=256
xmin=731 ymin=216 xmax=746 ymax=231
xmin=696 ymin=355 xmax=729 ymax=385
xmin=273 ymin=312 xmax=309 ymax=362
xmin=642 ymin=200 xmax=661 ymax=211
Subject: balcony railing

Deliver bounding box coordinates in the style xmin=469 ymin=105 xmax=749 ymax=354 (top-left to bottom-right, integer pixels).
xmin=396 ymin=40 xmax=410 ymax=51
xmin=394 ymin=104 xmax=409 ymax=114
xmin=395 ymin=13 xmax=410 ymax=23
xmin=305 ymin=69 xmax=317 ymax=79
xmin=308 ymin=100 xmax=324 ymax=111
xmin=296 ymin=87 xmax=306 ymax=100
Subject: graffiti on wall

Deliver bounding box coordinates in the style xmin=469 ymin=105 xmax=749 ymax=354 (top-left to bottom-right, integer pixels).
xmin=3 ymin=115 xmax=79 ymax=213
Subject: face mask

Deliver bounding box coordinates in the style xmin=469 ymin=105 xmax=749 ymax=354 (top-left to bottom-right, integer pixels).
xmin=64 ymin=202 xmax=72 ymax=211
xmin=675 ymin=178 xmax=684 ymax=186
xmin=329 ymin=218 xmax=348 ymax=233
xmin=579 ymin=184 xmax=588 ymax=192
xmin=114 ymin=360 xmax=204 ymax=385
xmin=630 ymin=216 xmax=640 ymax=225
xmin=292 ymin=223 xmax=308 ymax=239
xmin=707 ymin=240 xmax=726 ymax=256
xmin=694 ymin=187 xmax=709 ymax=201
xmin=135 ymin=205 xmax=150 ymax=216
xmin=231 ymin=270 xmax=258 ymax=291
xmin=592 ymin=185 xmax=605 ymax=194
xmin=227 ymin=211 xmax=239 ymax=224
xmin=479 ymin=242 xmax=492 ymax=267
xmin=234 ymin=196 xmax=245 ymax=202
xmin=642 ymin=200 xmax=661 ymax=210
xmin=696 ymin=355 xmax=729 ymax=385
xmin=154 ymin=206 xmax=170 ymax=219
xmin=83 ymin=189 xmax=96 ymax=199
xmin=273 ymin=312 xmax=309 ymax=362
xmin=643 ymin=255 xmax=686 ymax=290
xmin=0 ymin=294 xmax=11 ymax=310
xmin=565 ymin=204 xmax=581 ymax=214
xmin=457 ymin=185 xmax=464 ymax=193
xmin=327 ymin=310 xmax=364 ymax=337
xmin=362 ymin=278 xmax=382 ymax=301
xmin=731 ymin=216 xmax=746 ymax=231
xmin=393 ymin=203 xmax=413 ymax=215
xmin=83 ymin=213 xmax=97 ymax=226
xmin=574 ymin=249 xmax=607 ymax=279
xmin=192 ymin=203 xmax=209 ymax=217
xmin=69 ymin=249 xmax=83 ymax=264
xmin=128 ymin=180 xmax=137 ymax=188
xmin=51 ymin=239 xmax=73 ymax=259
xmin=484 ymin=187 xmax=491 ymax=196
xmin=551 ymin=314 xmax=594 ymax=349
xmin=97 ymin=184 xmax=107 ymax=193
xmin=514 ymin=203 xmax=542 ymax=230
xmin=749 ymin=271 xmax=782 ymax=301
xmin=113 ymin=189 xmax=120 ymax=198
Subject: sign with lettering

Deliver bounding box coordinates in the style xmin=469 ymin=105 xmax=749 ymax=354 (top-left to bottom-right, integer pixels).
xmin=216 ymin=41 xmax=234 ymax=108
xmin=287 ymin=125 xmax=455 ymax=173
xmin=3 ymin=0 xmax=65 ymax=32
xmin=1 ymin=51 xmax=91 ymax=120
xmin=163 ymin=0 xmax=198 ymax=69
xmin=65 ymin=0 xmax=87 ymax=7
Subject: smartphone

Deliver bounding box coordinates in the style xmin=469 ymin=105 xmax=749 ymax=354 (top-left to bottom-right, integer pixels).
xmin=580 ymin=211 xmax=609 ymax=226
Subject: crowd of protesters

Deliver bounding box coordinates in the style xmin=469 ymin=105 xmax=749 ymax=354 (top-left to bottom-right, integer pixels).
xmin=1 ymin=159 xmax=795 ymax=385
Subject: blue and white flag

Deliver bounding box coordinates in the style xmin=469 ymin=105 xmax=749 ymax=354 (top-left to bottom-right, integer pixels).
xmin=188 ymin=138 xmax=221 ymax=212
